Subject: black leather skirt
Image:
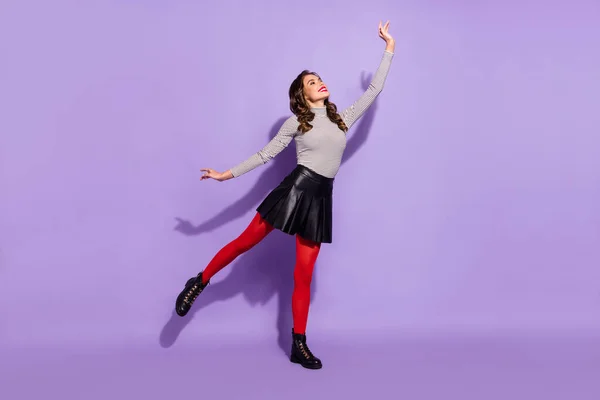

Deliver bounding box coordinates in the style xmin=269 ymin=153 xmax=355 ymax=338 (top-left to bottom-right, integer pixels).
xmin=256 ymin=164 xmax=334 ymax=243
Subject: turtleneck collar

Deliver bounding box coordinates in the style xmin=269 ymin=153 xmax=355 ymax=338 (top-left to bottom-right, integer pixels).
xmin=311 ymin=107 xmax=327 ymax=116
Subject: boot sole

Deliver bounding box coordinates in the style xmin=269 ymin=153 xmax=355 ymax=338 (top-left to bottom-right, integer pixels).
xmin=290 ymin=354 xmax=322 ymax=369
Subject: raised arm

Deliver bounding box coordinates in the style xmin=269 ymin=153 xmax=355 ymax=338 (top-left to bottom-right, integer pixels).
xmin=341 ymin=21 xmax=395 ymax=131
xmin=200 ymin=116 xmax=299 ymax=182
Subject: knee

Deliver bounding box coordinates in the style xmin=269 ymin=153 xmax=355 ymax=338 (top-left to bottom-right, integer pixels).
xmin=294 ymin=265 xmax=313 ymax=288
xmin=236 ymin=240 xmax=253 ymax=253
xmin=232 ymin=235 xmax=259 ymax=254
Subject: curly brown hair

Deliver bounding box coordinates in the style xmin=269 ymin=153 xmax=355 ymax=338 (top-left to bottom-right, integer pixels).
xmin=288 ymin=70 xmax=348 ymax=134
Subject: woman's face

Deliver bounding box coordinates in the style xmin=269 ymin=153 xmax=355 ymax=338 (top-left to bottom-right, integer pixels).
xmin=302 ymin=74 xmax=329 ymax=105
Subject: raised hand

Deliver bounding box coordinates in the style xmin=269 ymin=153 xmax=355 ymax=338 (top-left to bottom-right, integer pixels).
xmin=378 ymin=20 xmax=395 ymax=52
xmin=378 ymin=20 xmax=393 ymax=42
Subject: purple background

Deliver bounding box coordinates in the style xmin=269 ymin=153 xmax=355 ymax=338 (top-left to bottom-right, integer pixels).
xmin=1 ymin=1 xmax=599 ymax=399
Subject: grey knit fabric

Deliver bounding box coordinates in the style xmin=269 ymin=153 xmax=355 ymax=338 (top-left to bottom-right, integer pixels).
xmin=230 ymin=50 xmax=394 ymax=179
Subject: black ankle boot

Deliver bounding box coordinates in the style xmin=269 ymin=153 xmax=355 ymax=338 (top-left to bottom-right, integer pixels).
xmin=175 ymin=272 xmax=209 ymax=317
xmin=290 ymin=329 xmax=322 ymax=369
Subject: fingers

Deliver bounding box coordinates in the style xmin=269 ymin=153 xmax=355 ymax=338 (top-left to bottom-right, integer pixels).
xmin=199 ymin=168 xmax=223 ymax=182
xmin=378 ymin=20 xmax=390 ymax=38
xmin=377 ymin=20 xmax=392 ymax=43
xmin=200 ymin=168 xmax=217 ymax=181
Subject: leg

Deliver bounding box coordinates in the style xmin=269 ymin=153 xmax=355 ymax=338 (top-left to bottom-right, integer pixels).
xmin=290 ymin=234 xmax=322 ymax=369
xmin=201 ymin=212 xmax=275 ymax=283
xmin=175 ymin=212 xmax=274 ymax=316
xmin=292 ymin=235 xmax=321 ymax=334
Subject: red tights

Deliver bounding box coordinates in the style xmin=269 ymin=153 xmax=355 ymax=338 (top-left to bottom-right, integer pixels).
xmin=201 ymin=212 xmax=321 ymax=335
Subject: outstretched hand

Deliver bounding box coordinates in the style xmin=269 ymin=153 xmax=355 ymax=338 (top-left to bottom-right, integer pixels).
xmin=200 ymin=168 xmax=233 ymax=182
xmin=200 ymin=168 xmax=224 ymax=181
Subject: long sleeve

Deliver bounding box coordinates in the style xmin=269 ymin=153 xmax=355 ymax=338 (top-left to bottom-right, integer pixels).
xmin=340 ymin=50 xmax=394 ymax=130
xmin=229 ymin=116 xmax=299 ymax=178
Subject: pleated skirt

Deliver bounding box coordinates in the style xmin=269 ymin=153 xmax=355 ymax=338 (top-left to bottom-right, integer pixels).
xmin=256 ymin=164 xmax=334 ymax=243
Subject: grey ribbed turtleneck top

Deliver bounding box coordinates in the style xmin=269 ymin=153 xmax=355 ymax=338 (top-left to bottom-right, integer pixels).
xmin=230 ymin=50 xmax=394 ymax=179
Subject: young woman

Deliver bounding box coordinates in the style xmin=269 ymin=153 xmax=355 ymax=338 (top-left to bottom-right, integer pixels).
xmin=175 ymin=21 xmax=395 ymax=370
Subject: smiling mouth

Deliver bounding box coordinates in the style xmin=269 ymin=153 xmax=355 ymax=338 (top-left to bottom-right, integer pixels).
xmin=319 ymin=87 xmax=328 ymax=92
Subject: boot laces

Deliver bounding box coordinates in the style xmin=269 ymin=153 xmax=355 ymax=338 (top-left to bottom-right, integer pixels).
xmin=297 ymin=340 xmax=315 ymax=359
xmin=183 ymin=279 xmax=206 ymax=305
